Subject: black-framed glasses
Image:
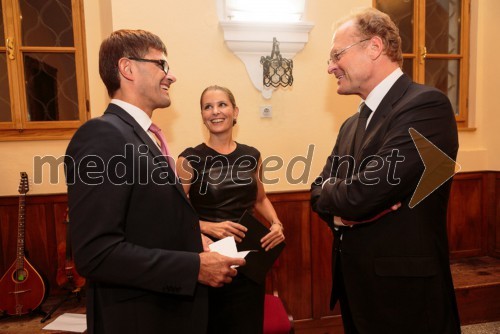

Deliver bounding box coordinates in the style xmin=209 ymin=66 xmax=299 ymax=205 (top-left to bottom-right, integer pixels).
xmin=327 ymin=38 xmax=371 ymax=65
xmin=128 ymin=57 xmax=169 ymax=75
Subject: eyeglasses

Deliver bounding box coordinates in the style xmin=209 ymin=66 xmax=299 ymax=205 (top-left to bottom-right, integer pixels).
xmin=327 ymin=38 xmax=371 ymax=65
xmin=128 ymin=57 xmax=169 ymax=75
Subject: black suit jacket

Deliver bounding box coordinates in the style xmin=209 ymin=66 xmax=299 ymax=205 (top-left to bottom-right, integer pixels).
xmin=311 ymin=75 xmax=460 ymax=333
xmin=65 ymin=104 xmax=208 ymax=334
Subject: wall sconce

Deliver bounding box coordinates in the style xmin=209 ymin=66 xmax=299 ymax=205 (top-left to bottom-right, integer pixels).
xmin=260 ymin=38 xmax=293 ymax=88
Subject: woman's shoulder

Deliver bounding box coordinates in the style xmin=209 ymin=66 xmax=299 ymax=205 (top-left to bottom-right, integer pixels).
xmin=179 ymin=143 xmax=207 ymax=158
xmin=235 ymin=142 xmax=260 ymax=159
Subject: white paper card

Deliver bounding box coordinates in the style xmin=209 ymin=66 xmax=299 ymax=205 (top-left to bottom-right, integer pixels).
xmin=209 ymin=236 xmax=253 ymax=259
xmin=42 ymin=313 xmax=87 ymax=333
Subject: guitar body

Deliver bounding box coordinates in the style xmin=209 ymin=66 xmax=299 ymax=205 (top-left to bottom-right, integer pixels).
xmin=0 ymin=256 xmax=46 ymax=316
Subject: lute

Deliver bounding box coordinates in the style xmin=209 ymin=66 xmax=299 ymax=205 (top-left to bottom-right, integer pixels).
xmin=0 ymin=172 xmax=46 ymax=316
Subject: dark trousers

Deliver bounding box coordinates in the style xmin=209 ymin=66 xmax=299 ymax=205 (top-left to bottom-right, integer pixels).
xmin=335 ymin=255 xmax=360 ymax=334
xmin=207 ymin=273 xmax=265 ymax=334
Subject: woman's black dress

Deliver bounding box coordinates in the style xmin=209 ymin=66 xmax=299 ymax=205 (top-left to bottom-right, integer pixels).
xmin=179 ymin=142 xmax=265 ymax=334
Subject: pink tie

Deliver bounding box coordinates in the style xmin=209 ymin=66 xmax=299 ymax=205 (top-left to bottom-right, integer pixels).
xmin=149 ymin=123 xmax=176 ymax=174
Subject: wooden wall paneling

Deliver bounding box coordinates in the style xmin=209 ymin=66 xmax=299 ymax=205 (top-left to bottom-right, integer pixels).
xmin=0 ymin=198 xmax=19 ymax=277
xmin=309 ymin=210 xmax=344 ymax=333
xmin=268 ymin=192 xmax=313 ymax=322
xmin=310 ymin=211 xmax=336 ymax=319
xmin=447 ymin=173 xmax=484 ymax=258
xmin=53 ymin=202 xmax=70 ymax=290
xmin=492 ymin=173 xmax=500 ymax=256
xmin=24 ymin=202 xmax=52 ymax=292
xmin=49 ymin=197 xmax=69 ymax=295
xmin=455 ymin=284 xmax=500 ymax=325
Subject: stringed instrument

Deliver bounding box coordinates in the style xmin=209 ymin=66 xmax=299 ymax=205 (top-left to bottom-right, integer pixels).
xmin=56 ymin=209 xmax=85 ymax=290
xmin=0 ymin=172 xmax=46 ymax=316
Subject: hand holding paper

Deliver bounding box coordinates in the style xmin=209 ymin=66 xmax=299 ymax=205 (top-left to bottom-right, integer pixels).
xmin=198 ymin=249 xmax=245 ymax=287
xmin=209 ymin=236 xmax=255 ymax=264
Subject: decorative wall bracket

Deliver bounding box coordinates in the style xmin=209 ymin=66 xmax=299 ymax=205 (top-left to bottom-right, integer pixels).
xmin=219 ymin=20 xmax=314 ymax=99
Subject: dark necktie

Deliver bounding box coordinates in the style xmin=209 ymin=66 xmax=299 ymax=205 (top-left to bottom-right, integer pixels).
xmin=353 ymin=103 xmax=372 ymax=155
xmin=149 ymin=123 xmax=176 ymax=174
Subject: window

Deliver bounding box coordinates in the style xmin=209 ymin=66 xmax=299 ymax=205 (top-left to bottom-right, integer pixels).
xmin=0 ymin=0 xmax=89 ymax=141
xmin=375 ymin=0 xmax=470 ymax=128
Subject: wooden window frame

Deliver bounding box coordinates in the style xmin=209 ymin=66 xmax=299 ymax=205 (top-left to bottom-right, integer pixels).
xmin=374 ymin=0 xmax=471 ymax=128
xmin=0 ymin=0 xmax=89 ymax=141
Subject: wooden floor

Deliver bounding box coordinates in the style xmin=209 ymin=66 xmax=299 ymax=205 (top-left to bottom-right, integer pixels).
xmin=451 ymin=256 xmax=500 ymax=288
xmin=0 ymin=292 xmax=86 ymax=334
xmin=451 ymin=256 xmax=500 ymax=325
xmin=0 ymin=256 xmax=499 ymax=334
xmin=462 ymin=321 xmax=500 ymax=334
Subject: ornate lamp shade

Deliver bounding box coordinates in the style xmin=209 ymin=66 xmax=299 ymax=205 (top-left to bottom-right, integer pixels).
xmin=260 ymin=38 xmax=293 ymax=88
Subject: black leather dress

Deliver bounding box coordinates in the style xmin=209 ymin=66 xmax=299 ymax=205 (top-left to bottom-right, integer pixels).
xmin=179 ymin=142 xmax=265 ymax=334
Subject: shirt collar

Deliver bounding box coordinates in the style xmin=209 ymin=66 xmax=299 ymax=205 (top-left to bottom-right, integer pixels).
xmin=363 ymin=67 xmax=404 ymax=112
xmin=110 ymin=99 xmax=152 ymax=133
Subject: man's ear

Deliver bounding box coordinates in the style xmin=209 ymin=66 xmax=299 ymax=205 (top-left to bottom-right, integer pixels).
xmin=368 ymin=36 xmax=384 ymax=60
xmin=117 ymin=57 xmax=134 ymax=81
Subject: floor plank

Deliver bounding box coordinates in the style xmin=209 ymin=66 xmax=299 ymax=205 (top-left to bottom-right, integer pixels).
xmin=0 ymin=292 xmax=86 ymax=334
xmin=451 ymin=256 xmax=500 ymax=289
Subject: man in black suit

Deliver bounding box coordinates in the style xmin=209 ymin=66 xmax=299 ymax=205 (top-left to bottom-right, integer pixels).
xmin=65 ymin=29 xmax=245 ymax=334
xmin=310 ymin=8 xmax=461 ymax=334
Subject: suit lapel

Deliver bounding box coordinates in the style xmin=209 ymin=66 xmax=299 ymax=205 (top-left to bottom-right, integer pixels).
xmin=356 ymin=74 xmax=412 ymax=159
xmin=104 ymin=105 xmax=193 ymax=207
xmin=345 ymin=118 xmax=358 ymax=156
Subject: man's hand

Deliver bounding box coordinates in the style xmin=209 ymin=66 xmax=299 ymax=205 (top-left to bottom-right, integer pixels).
xmin=201 ymin=233 xmax=212 ymax=252
xmin=198 ymin=252 xmax=246 ymax=287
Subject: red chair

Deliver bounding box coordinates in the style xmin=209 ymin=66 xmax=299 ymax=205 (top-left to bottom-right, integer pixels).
xmin=263 ymin=260 xmax=294 ymax=334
